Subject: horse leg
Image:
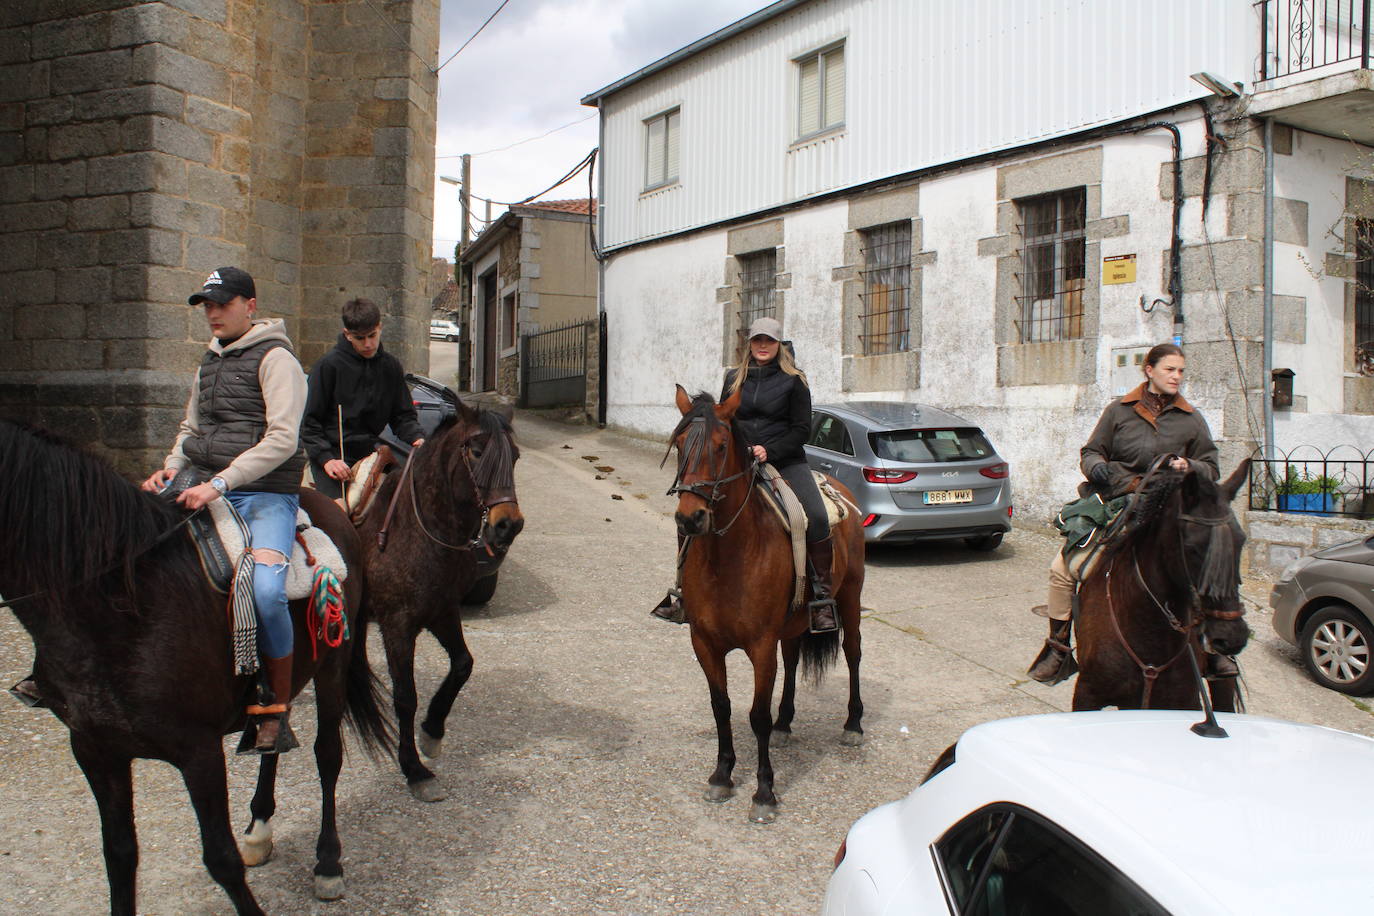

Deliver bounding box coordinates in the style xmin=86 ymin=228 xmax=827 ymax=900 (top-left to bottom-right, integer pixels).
xmin=745 ymin=641 xmax=781 ymax=824
xmin=691 ymin=631 xmax=735 ymax=803
xmin=70 ymin=738 xmax=141 ymax=916
xmin=240 ymin=755 xmax=279 ymax=867
xmin=381 ymin=620 xmax=445 ymax=801
xmin=311 ymin=658 xmax=348 ymax=901
xmin=417 ymin=612 xmax=474 ymax=760
xmin=773 ymin=637 xmax=799 ymax=746
xmin=839 ymin=586 xmax=864 ymax=745
xmin=1208 ymin=676 xmax=1238 ymax=713
xmin=178 ymin=740 xmax=266 ymax=916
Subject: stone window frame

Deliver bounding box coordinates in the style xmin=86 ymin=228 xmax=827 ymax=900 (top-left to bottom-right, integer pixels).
xmin=979 ymin=146 xmax=1129 ymax=387
xmin=719 ymin=219 xmax=788 ymax=367
xmin=1343 ymin=176 xmax=1374 ymax=413
xmin=836 ymin=186 xmax=933 ymax=393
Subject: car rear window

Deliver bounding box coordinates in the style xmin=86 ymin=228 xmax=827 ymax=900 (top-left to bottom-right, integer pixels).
xmin=871 ymin=428 xmax=993 ymax=463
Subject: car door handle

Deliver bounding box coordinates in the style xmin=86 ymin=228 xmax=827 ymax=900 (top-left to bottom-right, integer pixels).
xmin=817 ymin=461 xmax=833 ymax=470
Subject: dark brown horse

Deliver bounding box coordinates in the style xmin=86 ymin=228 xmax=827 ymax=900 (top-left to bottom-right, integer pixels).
xmin=1073 ymin=459 xmax=1251 ymax=712
xmin=358 ymin=398 xmax=523 ymax=801
xmin=0 ymin=419 xmax=392 ymax=915
xmin=667 ymin=387 xmax=864 ymax=823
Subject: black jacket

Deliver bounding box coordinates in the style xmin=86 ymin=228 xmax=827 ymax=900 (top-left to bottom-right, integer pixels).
xmin=722 ymin=361 xmax=811 ymax=468
xmin=302 ymin=334 xmax=424 ymax=465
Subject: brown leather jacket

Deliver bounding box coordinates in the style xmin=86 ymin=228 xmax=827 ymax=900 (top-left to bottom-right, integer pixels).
xmin=1079 ymin=383 xmax=1219 ymax=498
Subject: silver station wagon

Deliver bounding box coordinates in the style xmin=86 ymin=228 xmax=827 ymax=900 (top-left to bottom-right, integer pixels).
xmin=804 ymin=401 xmax=1013 ymax=550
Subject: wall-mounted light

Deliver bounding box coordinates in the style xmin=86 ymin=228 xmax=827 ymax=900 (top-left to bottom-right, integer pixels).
xmin=1190 ymin=71 xmax=1243 ymax=98
xmin=439 ymin=175 xmax=460 ymax=186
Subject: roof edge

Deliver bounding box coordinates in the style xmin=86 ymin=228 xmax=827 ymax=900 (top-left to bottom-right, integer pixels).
xmin=580 ymin=0 xmax=811 ymax=106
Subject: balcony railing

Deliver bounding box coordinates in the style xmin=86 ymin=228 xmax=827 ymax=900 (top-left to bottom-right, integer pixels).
xmin=1248 ymin=445 xmax=1374 ymax=518
xmin=1260 ymin=0 xmax=1371 ymax=80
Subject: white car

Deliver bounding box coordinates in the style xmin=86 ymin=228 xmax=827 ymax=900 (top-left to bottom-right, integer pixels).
xmin=823 ymin=711 xmax=1374 ymax=915
xmin=430 ymin=319 xmax=460 ymax=342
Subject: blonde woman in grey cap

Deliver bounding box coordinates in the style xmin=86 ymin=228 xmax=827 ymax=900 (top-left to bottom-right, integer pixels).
xmin=654 ymin=315 xmax=838 ymax=633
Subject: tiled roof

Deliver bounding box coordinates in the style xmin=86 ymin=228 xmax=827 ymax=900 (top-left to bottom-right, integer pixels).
xmin=520 ymin=198 xmax=596 ymax=215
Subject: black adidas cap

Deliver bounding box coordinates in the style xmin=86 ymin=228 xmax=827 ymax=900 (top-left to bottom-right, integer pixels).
xmin=188 ymin=266 xmax=256 ymax=305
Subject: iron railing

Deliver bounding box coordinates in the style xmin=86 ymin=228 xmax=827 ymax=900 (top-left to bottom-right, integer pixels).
xmin=1248 ymin=445 xmax=1374 ymax=517
xmin=1260 ymin=0 xmax=1371 ymax=80
xmin=519 ymin=318 xmax=592 ymax=409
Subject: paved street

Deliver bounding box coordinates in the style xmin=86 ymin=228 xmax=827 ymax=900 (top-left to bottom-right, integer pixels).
xmin=2 ymin=396 xmax=1372 ymax=914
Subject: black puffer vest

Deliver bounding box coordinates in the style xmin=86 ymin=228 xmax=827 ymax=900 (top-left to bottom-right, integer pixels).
xmin=729 ymin=362 xmax=806 ymax=467
xmin=182 ymin=338 xmax=307 ymax=493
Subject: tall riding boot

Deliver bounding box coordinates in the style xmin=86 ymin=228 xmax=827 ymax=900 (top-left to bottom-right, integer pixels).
xmin=1027 ymin=615 xmax=1077 ymax=685
xmin=651 ymin=534 xmax=688 ymax=624
xmin=1206 ymin=652 xmax=1240 ymax=680
xmin=806 ymin=537 xmax=839 ymax=634
xmin=242 ymin=655 xmax=299 ymax=755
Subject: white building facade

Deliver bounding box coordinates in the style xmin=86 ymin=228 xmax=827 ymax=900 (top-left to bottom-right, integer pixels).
xmin=583 ymin=0 xmax=1374 ymax=555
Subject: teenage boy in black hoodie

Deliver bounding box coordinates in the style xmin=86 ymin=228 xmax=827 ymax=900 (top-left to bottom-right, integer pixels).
xmin=302 ymin=297 xmax=425 ymax=499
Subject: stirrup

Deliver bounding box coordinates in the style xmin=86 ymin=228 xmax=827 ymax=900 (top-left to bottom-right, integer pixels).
xmin=8 ymin=678 xmax=46 ymax=709
xmin=236 ymin=710 xmax=300 ymax=756
xmin=650 ymin=588 xmax=686 ymax=624
xmin=1205 ymin=653 xmax=1240 ymax=681
xmin=808 ymin=596 xmax=839 ymax=634
xmin=1027 ymin=641 xmax=1078 ymax=686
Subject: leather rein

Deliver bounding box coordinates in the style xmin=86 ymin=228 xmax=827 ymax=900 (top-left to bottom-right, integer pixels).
xmin=666 ymin=417 xmax=759 ymax=538
xmin=376 ymin=432 xmax=515 ymax=554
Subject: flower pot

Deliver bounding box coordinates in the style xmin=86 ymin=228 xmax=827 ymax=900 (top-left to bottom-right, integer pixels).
xmin=1277 ymin=493 xmax=1334 ymax=515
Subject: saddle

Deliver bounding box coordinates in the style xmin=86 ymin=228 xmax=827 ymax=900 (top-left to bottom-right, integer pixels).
xmin=754 ymin=465 xmax=855 ymax=609
xmin=189 ymin=499 xmax=349 ymax=598
xmin=341 ymin=445 xmax=397 ymax=523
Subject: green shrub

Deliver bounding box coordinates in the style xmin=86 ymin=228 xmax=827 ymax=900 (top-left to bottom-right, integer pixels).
xmin=1275 ymin=467 xmax=1340 ymax=495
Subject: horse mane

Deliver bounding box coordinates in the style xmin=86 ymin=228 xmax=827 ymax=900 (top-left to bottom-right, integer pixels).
xmin=662 ymin=391 xmax=751 ymax=475
xmin=0 ymin=419 xmax=186 ymax=610
xmin=471 ymin=408 xmax=516 ymax=491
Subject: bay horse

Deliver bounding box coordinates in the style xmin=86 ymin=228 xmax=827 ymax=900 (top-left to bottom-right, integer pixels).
xmin=667 ymin=386 xmax=864 ymax=823
xmin=0 ymin=419 xmax=393 ymax=915
xmin=1073 ymin=459 xmax=1251 ymax=712
xmin=357 ymin=397 xmax=523 ymax=801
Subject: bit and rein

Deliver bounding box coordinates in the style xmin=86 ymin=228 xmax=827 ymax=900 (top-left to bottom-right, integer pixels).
xmin=378 ymin=430 xmax=512 ymax=553
xmin=667 ymin=417 xmax=759 ymax=537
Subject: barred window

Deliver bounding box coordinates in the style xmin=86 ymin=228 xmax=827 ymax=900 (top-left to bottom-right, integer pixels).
xmin=1016 ymin=188 xmax=1086 ymax=343
xmin=736 ymin=249 xmax=777 ymax=354
xmin=1357 ymin=218 xmax=1374 ymax=376
xmin=797 ymin=44 xmax=844 ymax=139
xmin=644 ymin=108 xmax=680 ymax=191
xmin=858 ymin=221 xmax=912 ymax=356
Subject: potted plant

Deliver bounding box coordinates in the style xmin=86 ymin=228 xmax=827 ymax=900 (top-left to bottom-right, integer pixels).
xmin=1275 ymin=467 xmax=1339 ymax=515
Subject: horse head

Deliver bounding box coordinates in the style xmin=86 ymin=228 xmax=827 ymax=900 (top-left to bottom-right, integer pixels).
xmin=666 ymin=385 xmax=746 ymax=538
xmin=438 ymin=399 xmax=524 ymax=550
xmin=1175 ymin=459 xmax=1250 ymax=658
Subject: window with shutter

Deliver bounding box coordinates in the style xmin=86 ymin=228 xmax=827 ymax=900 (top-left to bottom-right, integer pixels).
xmin=796 ymin=43 xmax=845 ymax=140
xmin=643 ymin=108 xmax=680 ymax=191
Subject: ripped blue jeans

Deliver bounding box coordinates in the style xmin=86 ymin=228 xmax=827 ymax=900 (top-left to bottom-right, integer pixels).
xmin=225 ymin=490 xmax=299 ymax=660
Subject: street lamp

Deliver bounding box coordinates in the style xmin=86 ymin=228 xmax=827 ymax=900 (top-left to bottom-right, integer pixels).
xmin=1190 ymin=71 xmax=1242 ymax=98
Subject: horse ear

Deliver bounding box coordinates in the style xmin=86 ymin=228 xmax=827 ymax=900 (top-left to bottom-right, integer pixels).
xmin=674 ymin=385 xmax=692 ymax=415
xmin=717 ymin=387 xmax=742 ymax=421
xmin=454 ymin=396 xmax=479 ymax=425
xmin=1221 ymin=459 xmax=1250 ymax=503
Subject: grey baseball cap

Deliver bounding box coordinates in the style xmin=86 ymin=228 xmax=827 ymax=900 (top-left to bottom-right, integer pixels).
xmin=747 ymin=316 xmax=783 ymax=341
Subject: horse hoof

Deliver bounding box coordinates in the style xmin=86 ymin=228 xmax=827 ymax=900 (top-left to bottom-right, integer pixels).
xmin=409 ymin=778 xmax=448 ymax=803
xmin=772 ymin=729 xmax=792 ymax=747
xmin=417 ymin=727 xmax=443 ymax=760
xmin=240 ymin=819 xmax=273 ymax=867
xmin=840 ymin=729 xmax=865 ymax=747
xmin=314 ymin=874 xmax=346 ymax=901
xmin=749 ymin=802 xmax=778 ymax=824
xmin=704 ymin=784 xmax=734 ymax=803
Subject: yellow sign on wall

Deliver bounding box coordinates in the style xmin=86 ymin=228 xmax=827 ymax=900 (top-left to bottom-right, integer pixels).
xmin=1103 ymin=254 xmax=1136 ymax=285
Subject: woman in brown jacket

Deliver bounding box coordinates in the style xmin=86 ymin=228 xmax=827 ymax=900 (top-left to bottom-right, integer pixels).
xmin=1026 ymin=343 xmax=1232 ymax=684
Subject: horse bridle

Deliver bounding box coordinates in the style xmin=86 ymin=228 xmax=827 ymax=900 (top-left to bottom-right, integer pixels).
xmin=666 ymin=417 xmax=758 ymax=537
xmin=378 ymin=428 xmax=515 ymax=554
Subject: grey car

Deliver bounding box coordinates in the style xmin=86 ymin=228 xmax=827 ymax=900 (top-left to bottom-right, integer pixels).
xmin=804 ymin=401 xmax=1012 ymax=551
xmin=1270 ymin=534 xmax=1374 ymax=695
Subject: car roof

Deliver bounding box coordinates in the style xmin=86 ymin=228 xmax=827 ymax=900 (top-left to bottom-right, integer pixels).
xmin=813 ymin=400 xmax=973 ymax=431
xmin=927 ymin=711 xmax=1374 ymax=913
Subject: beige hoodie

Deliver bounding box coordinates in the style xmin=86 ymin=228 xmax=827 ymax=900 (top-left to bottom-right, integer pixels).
xmin=164 ymin=318 xmax=308 ymax=491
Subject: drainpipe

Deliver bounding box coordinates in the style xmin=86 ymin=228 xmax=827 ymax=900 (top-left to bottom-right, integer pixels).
xmin=1263 ymin=117 xmax=1275 ymax=462
xmin=596 ymin=109 xmax=608 ymax=428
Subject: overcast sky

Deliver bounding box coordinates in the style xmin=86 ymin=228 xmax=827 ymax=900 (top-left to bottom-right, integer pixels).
xmin=430 ymin=0 xmax=766 ymax=258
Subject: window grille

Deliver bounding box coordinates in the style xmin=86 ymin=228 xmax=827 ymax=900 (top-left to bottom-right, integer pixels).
xmin=857 ymin=222 xmax=912 ymax=356
xmin=1357 ymin=217 xmax=1374 ymax=376
xmin=797 ymin=44 xmax=844 ymax=139
xmin=644 ymin=108 xmax=680 ymax=190
xmin=736 ymin=249 xmax=777 ymax=354
xmin=1015 ymin=188 xmax=1086 ymax=343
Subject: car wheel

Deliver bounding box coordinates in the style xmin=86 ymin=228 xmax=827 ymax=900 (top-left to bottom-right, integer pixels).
xmin=1299 ymin=605 xmax=1374 ymax=695
xmin=964 ymin=533 xmax=1003 ymax=552
xmin=462 ymin=573 xmax=498 ymax=606
xmin=446 ymin=334 xmax=457 ymax=342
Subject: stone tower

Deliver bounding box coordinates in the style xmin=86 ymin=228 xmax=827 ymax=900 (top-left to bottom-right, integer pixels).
xmin=0 ymin=0 xmax=440 ymax=474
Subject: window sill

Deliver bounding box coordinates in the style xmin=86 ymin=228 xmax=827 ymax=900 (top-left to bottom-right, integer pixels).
xmin=789 ymin=126 xmax=846 ymax=152
xmin=640 ymin=180 xmax=681 ymax=199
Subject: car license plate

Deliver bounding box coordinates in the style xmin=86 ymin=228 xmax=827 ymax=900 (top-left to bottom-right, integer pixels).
xmin=924 ymin=489 xmax=973 ymax=505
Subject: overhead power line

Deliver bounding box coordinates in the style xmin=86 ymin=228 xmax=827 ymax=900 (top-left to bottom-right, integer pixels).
xmin=436 ymin=0 xmax=512 ymax=72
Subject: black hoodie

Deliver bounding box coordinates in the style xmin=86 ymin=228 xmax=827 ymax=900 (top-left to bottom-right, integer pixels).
xmin=301 ymin=333 xmax=424 ymax=465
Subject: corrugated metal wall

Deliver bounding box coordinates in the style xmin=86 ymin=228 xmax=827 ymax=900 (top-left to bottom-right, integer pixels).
xmin=596 ymin=0 xmax=1256 ymax=249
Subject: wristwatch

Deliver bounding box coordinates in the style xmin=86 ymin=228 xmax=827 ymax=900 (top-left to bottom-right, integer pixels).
xmin=210 ymin=476 xmax=228 ymax=495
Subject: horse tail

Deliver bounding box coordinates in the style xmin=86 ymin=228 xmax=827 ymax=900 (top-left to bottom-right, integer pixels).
xmin=799 ymin=628 xmax=840 ymax=686
xmin=342 ymin=599 xmax=396 ymax=759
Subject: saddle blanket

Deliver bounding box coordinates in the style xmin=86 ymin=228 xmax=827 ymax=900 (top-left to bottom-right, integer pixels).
xmin=758 ymin=469 xmax=854 ymax=532
xmin=204 ymin=500 xmax=348 ymax=599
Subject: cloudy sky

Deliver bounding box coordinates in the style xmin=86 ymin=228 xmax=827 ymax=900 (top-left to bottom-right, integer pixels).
xmin=430 ymin=0 xmax=766 ymax=258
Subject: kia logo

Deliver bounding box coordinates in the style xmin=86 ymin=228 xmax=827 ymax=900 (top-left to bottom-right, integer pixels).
xmin=942 ymin=471 xmax=958 ymax=478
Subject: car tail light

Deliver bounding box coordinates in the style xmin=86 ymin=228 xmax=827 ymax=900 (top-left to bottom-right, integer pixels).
xmin=863 ymin=467 xmax=918 ymax=484
xmin=861 ymin=513 xmax=878 ymax=527
xmin=1008 ymin=506 xmax=1014 ymax=517
xmin=833 ymin=837 xmax=847 ymax=870
xmin=979 ymin=463 xmax=1009 ymax=479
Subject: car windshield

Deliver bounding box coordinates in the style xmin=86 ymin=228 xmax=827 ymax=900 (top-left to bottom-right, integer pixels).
xmin=871 ymin=427 xmax=993 ymax=463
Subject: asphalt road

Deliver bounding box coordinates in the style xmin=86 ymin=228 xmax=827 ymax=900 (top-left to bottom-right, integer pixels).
xmin=3 ymin=377 xmax=1373 ymax=914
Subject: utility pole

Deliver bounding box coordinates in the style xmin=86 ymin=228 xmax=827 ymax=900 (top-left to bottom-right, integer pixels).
xmin=460 ymin=153 xmax=472 ymax=251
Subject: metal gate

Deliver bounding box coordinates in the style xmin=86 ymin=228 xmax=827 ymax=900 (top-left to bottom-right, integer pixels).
xmin=520 ymin=318 xmax=592 ymax=409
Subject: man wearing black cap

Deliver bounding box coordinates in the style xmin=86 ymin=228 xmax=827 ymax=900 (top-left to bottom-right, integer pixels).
xmin=139 ymin=266 xmax=308 ymax=755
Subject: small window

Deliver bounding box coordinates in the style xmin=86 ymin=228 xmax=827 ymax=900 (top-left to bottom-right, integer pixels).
xmin=501 ymin=292 xmax=516 ymax=349
xmin=644 ymin=108 xmax=680 ymax=190
xmin=859 ymin=221 xmax=912 ymax=355
xmin=1015 ymin=188 xmax=1086 ymax=343
xmin=736 ymin=249 xmax=778 ymax=355
xmin=871 ymin=428 xmax=992 ymax=463
xmin=809 ymin=414 xmax=854 ymax=456
xmin=797 ymin=43 xmax=844 ymax=139
xmin=1355 ymin=217 xmax=1374 ymax=375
